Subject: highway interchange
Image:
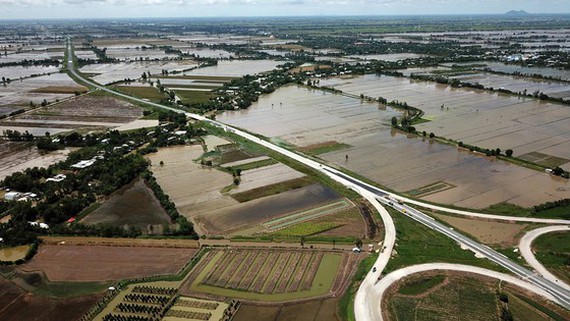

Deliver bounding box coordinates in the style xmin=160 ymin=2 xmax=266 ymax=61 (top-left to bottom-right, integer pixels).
xmin=66 ymin=39 xmax=570 ymax=319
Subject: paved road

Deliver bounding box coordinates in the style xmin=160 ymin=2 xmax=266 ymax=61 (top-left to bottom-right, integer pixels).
xmin=519 ymin=225 xmax=570 ymax=287
xmin=369 ymin=263 xmax=561 ymax=321
xmin=66 ymin=39 xmax=570 ymax=316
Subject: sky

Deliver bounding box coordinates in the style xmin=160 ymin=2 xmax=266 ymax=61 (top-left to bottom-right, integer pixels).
xmin=1 ymin=0 xmax=569 ymax=20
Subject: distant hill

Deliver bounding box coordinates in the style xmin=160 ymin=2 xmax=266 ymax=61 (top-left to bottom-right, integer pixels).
xmin=505 ymin=10 xmax=531 ymax=16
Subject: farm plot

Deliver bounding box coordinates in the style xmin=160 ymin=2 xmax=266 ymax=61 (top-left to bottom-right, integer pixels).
xmin=0 ymin=72 xmax=86 ymax=107
xmin=147 ymin=145 xmax=342 ymax=236
xmin=21 ymin=245 xmax=197 ymax=282
xmin=80 ymin=177 xmax=172 ymax=232
xmin=79 ymin=60 xmax=198 ymax=84
xmin=406 ymin=66 xmax=570 ymax=100
xmin=105 ymin=47 xmax=179 ymax=61
xmin=0 ymin=65 xmax=60 ymax=80
xmin=0 ymin=280 xmax=101 ymax=321
xmin=182 ymin=249 xmax=348 ymax=301
xmin=432 ymin=214 xmax=528 ymax=247
xmin=218 ymin=83 xmax=570 ymax=208
xmin=0 ymin=140 xmax=70 ymax=181
xmin=233 ymin=298 xmax=340 ymax=321
xmin=2 ymin=94 xmax=144 ymax=134
xmin=230 ymin=163 xmax=306 ymax=195
xmin=185 ymin=60 xmax=285 ymax=78
xmin=319 ymin=74 xmax=570 ymax=160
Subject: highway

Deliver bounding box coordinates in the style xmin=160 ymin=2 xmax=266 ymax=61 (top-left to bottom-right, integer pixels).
xmin=66 ymin=39 xmax=570 ymax=316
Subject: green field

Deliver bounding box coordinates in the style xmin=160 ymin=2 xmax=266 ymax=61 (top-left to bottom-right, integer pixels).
xmin=384 ymin=207 xmax=501 ymax=273
xmin=533 ymin=231 xmax=570 ymax=284
xmin=398 ymin=275 xmax=446 ymax=295
xmin=114 ymin=85 xmax=165 ymax=102
xmin=176 ymin=90 xmax=215 ymax=105
xmin=231 ymin=177 xmax=314 ymax=202
xmin=389 ymin=275 xmax=498 ymax=321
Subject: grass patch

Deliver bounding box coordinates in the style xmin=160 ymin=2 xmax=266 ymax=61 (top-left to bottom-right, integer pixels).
xmin=338 ymin=253 xmax=377 ymax=321
xmin=511 ymin=293 xmax=568 ymax=321
xmin=176 ymin=90 xmax=215 ymax=105
xmin=272 ymin=222 xmax=342 ymax=237
xmin=388 ymin=275 xmax=498 ymax=321
xmin=114 ymin=85 xmax=165 ymax=102
xmin=398 ymin=275 xmax=446 ymax=295
xmin=156 ymin=75 xmax=235 ymax=82
xmin=406 ymin=181 xmax=454 ymax=197
xmin=533 ymin=231 xmax=570 ymax=284
xmin=229 ymin=158 xmax=278 ymax=171
xmin=483 ymin=203 xmax=532 ymax=217
xmin=534 ymin=204 xmax=570 ymax=220
xmin=30 ymin=86 xmax=88 ymax=94
xmin=231 ymin=177 xmax=313 ymax=203
xmin=76 ymin=202 xmax=101 ymax=221
xmin=299 ymin=141 xmax=351 ymax=155
xmin=384 ymin=207 xmax=502 ymax=273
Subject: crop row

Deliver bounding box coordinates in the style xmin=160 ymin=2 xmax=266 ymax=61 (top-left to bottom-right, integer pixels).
xmin=115 ymin=303 xmax=162 ymax=315
xmin=124 ymin=293 xmax=170 ymax=305
xmin=237 ymin=251 xmax=269 ymax=290
xmin=263 ymin=252 xmax=292 ymax=294
xmin=287 ymin=252 xmax=313 ymax=292
xmin=226 ymin=251 xmax=259 ymax=289
xmin=203 ymin=250 xmax=234 ymax=284
xmin=175 ymin=299 xmax=219 ymax=310
xmin=201 ymin=250 xmax=325 ymax=294
xmin=213 ymin=251 xmax=249 ymax=288
xmin=131 ymin=286 xmax=176 ymax=296
xmin=166 ymin=309 xmax=211 ymax=320
xmin=275 ymin=252 xmax=301 ymax=293
xmin=250 ymin=252 xmax=279 ymax=293
xmin=300 ymin=253 xmax=323 ymax=291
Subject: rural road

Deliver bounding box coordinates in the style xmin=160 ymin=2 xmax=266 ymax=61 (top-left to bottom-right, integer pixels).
xmin=66 ymin=39 xmax=570 ymax=316
xmin=519 ymin=225 xmax=570 ymax=287
xmin=368 ymin=263 xmax=562 ymax=321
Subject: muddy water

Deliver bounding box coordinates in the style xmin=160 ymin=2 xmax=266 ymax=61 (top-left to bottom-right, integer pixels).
xmin=0 ymin=245 xmax=29 ymax=261
xmin=218 ymin=84 xmax=570 ymax=208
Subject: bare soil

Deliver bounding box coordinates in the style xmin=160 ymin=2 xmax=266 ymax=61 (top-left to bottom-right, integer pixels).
xmin=0 ymin=280 xmax=101 ymax=321
xmin=233 ymin=298 xmax=341 ymax=321
xmin=20 ymin=245 xmax=197 ymax=282
xmin=433 ymin=214 xmax=527 ymax=246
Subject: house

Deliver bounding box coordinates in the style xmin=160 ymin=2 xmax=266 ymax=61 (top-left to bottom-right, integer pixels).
xmin=46 ymin=174 xmax=67 ymax=182
xmin=4 ymin=192 xmax=20 ymax=201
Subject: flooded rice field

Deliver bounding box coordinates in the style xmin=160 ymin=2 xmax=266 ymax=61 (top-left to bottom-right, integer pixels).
xmin=0 ymin=72 xmax=86 ymax=106
xmin=0 ymin=141 xmax=70 ymax=181
xmin=1 ymin=95 xmax=145 ymax=136
xmin=80 ymin=60 xmax=198 ymax=84
xmin=403 ymin=67 xmax=570 ymax=100
xmin=0 ymin=65 xmax=60 ymax=80
xmin=147 ymin=145 xmax=340 ymax=235
xmin=319 ymin=75 xmax=570 ymax=163
xmin=447 ymin=61 xmax=570 ymax=81
xmin=185 ymin=60 xmax=285 ymax=77
xmin=218 ymin=84 xmax=570 ymax=208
